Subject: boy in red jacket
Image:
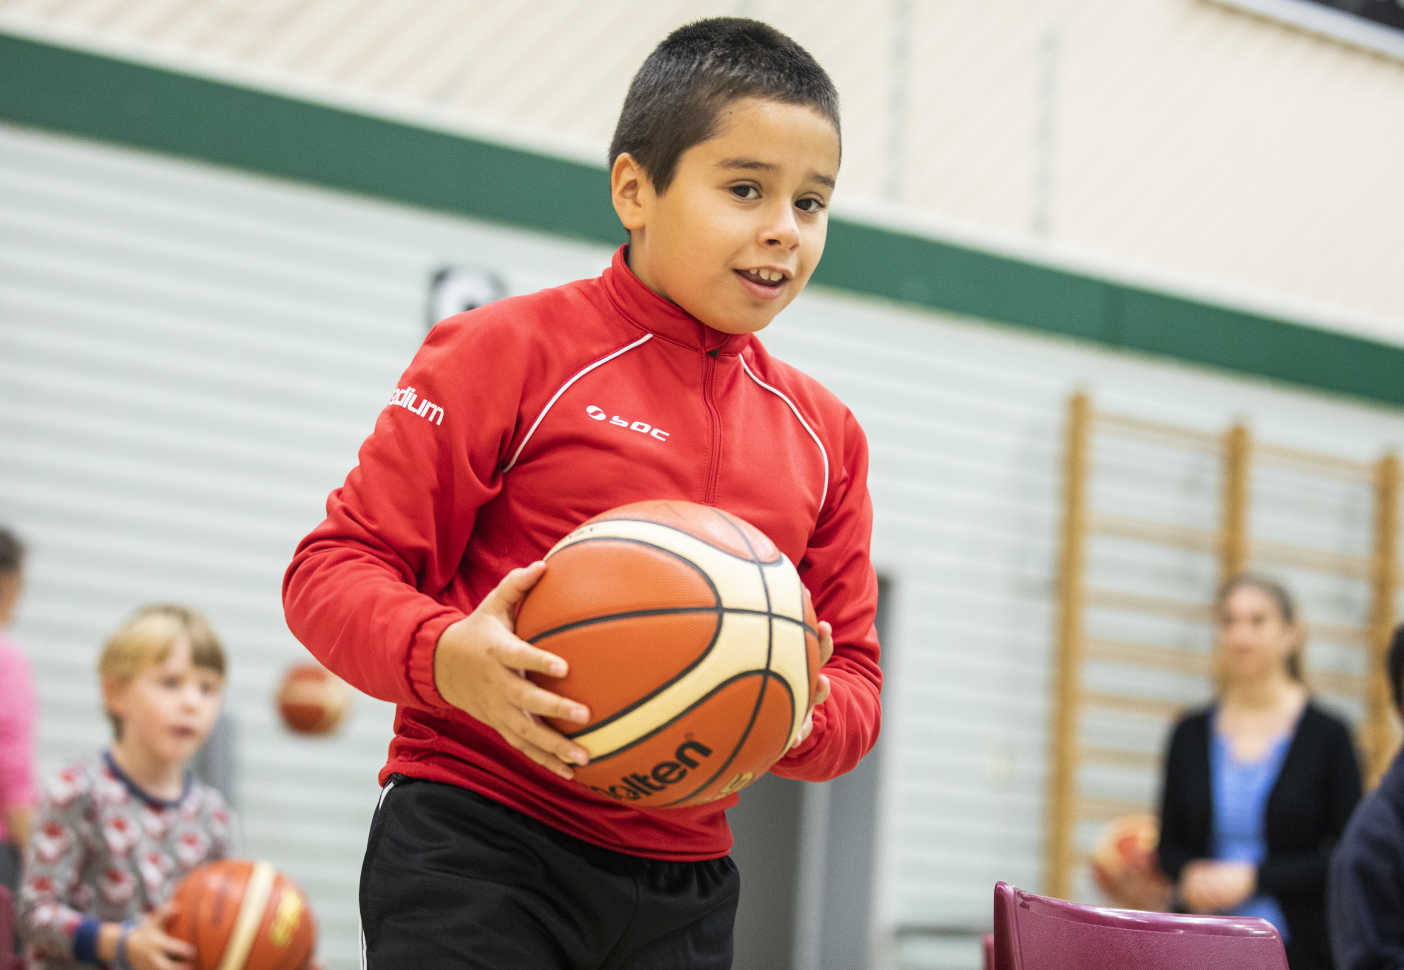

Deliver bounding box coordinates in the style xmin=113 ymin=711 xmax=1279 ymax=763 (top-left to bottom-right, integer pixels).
xmin=283 ymin=17 xmax=881 ymax=969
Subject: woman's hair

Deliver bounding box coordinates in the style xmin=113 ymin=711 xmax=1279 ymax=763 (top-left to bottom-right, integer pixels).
xmin=1215 ymin=572 xmax=1303 ymax=681
xmin=99 ymin=603 xmax=225 ymax=737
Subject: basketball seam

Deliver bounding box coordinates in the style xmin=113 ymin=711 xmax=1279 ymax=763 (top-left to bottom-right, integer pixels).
xmin=550 ymin=608 xmax=813 ymax=741
xmin=526 ymin=605 xmax=814 ymax=644
xmin=525 ymin=535 xmax=726 ymax=740
xmin=582 ymin=670 xmax=795 ymax=764
xmin=216 ymin=861 xmax=276 ymax=970
xmin=556 ymin=518 xmax=783 ymax=565
xmin=656 ymin=508 xmax=780 ymax=808
xmin=530 ymin=536 xmax=812 ymax=743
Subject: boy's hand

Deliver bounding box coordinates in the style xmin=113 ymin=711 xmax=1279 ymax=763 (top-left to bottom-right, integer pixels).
xmin=433 ymin=561 xmax=592 ymax=779
xmin=788 ymin=615 xmax=833 ymax=752
xmin=128 ymin=903 xmax=196 ymax=970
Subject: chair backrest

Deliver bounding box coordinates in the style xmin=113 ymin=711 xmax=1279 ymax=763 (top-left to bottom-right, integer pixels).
xmin=982 ymin=931 xmax=996 ymax=970
xmin=992 ymin=881 xmax=1288 ymax=970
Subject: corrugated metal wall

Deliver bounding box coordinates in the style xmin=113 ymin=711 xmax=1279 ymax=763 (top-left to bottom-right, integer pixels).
xmin=4 ymin=119 xmax=1403 ymax=970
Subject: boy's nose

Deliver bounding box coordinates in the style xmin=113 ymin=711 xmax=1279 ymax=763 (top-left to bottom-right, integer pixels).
xmin=760 ymin=205 xmax=800 ymax=249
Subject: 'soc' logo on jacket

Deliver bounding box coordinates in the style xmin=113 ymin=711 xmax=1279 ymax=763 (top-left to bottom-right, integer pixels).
xmin=585 ymin=405 xmax=670 ymax=442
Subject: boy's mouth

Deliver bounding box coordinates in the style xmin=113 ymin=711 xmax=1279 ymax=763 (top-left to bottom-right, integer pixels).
xmin=735 ymin=267 xmax=789 ymax=289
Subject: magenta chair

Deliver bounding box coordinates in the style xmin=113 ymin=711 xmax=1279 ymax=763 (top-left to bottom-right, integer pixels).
xmin=982 ymin=932 xmax=996 ymax=969
xmin=993 ymin=881 xmax=1288 ymax=970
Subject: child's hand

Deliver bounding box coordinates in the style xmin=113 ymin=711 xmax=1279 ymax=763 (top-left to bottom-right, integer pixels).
xmin=127 ymin=903 xmax=196 ymax=970
xmin=433 ymin=561 xmax=592 ymax=779
xmin=788 ymin=613 xmax=833 ymax=751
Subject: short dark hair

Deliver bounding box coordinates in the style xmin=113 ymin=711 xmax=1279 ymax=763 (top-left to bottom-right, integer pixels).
xmin=1388 ymin=623 xmax=1404 ymax=718
xmin=609 ymin=18 xmax=840 ymax=194
xmin=0 ymin=527 xmax=23 ymax=575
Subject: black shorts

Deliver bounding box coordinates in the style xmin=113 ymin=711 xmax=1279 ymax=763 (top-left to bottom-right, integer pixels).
xmin=359 ymin=776 xmax=740 ymax=970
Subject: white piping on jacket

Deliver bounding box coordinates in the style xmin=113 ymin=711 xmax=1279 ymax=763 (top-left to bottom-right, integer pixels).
xmin=501 ymin=333 xmax=655 ymax=473
xmin=738 ymin=354 xmax=830 ymax=512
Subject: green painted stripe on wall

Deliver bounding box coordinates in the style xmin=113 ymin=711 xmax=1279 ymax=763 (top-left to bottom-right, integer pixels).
xmin=3 ymin=32 xmax=1400 ymax=407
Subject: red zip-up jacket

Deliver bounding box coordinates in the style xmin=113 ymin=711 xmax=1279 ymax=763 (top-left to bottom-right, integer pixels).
xmin=283 ymin=247 xmax=881 ymax=860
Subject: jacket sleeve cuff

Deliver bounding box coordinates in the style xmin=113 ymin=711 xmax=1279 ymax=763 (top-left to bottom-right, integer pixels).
xmin=71 ymin=918 xmax=100 ymax=962
xmin=406 ymin=611 xmax=466 ymax=711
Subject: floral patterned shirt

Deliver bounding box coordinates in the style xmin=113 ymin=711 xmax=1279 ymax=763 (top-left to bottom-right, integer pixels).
xmin=17 ymin=751 xmax=233 ymax=969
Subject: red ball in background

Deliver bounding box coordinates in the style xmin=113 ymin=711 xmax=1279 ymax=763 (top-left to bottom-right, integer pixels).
xmin=275 ymin=663 xmax=350 ymax=735
xmin=167 ymin=859 xmax=316 ymax=970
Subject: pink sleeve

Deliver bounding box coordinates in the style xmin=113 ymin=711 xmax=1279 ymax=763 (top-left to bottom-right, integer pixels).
xmin=0 ymin=639 xmax=38 ymax=819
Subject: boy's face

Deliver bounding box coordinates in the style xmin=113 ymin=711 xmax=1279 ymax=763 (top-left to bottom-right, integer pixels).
xmin=106 ymin=635 xmax=224 ymax=768
xmin=614 ymin=97 xmax=840 ymax=335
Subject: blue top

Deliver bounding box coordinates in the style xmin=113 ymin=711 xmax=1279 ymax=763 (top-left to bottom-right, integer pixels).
xmin=1210 ymin=723 xmax=1293 ymax=940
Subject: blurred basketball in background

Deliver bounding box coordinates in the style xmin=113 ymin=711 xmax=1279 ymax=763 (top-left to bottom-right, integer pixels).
xmin=275 ymin=663 xmax=349 ymax=735
xmin=167 ymin=859 xmax=316 ymax=970
xmin=516 ymin=499 xmax=822 ymax=810
xmin=1089 ymin=813 xmax=1170 ymax=911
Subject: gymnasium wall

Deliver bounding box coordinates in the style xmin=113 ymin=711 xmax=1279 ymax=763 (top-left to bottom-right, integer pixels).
xmin=4 ymin=26 xmax=1404 ymax=970
xmin=0 ymin=0 xmax=1401 ymax=335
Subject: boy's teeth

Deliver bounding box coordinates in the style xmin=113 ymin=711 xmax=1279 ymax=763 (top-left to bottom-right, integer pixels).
xmin=746 ymin=269 xmax=784 ymax=283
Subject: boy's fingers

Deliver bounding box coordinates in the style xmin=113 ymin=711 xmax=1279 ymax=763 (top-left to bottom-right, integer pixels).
xmin=790 ymin=711 xmax=815 ymax=749
xmin=505 ymin=731 xmax=576 ymax=779
xmin=813 ymin=673 xmax=831 ymax=708
xmin=817 ymin=621 xmax=834 ymax=665
xmin=493 ymin=637 xmax=568 ymax=678
xmin=483 ymin=561 xmax=547 ymax=614
xmin=159 ymin=932 xmax=197 ymax=957
xmin=507 ymin=708 xmax=590 ymax=766
xmin=513 ymin=680 xmax=590 ymax=725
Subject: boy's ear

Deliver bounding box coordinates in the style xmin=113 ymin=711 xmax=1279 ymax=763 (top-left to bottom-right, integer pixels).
xmin=101 ymin=676 xmax=128 ymax=718
xmin=610 ymin=153 xmax=651 ymax=232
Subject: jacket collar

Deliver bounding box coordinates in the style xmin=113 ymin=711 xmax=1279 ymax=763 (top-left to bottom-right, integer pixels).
xmin=602 ymin=246 xmax=752 ymax=356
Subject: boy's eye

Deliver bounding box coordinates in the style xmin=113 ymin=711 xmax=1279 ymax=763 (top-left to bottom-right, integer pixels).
xmin=796 ymin=197 xmax=827 ymax=214
xmin=729 ymin=185 xmax=760 ymax=200
xmin=161 ymin=676 xmax=182 ymax=689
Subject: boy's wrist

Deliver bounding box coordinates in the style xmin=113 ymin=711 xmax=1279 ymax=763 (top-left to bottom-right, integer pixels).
xmin=94 ymin=921 xmax=123 ymax=963
xmin=416 ymin=611 xmax=468 ymax=710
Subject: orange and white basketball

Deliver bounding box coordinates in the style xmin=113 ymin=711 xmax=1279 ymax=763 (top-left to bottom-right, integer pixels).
xmin=517 ymin=500 xmax=822 ymax=810
xmin=167 ymin=859 xmax=316 ymax=970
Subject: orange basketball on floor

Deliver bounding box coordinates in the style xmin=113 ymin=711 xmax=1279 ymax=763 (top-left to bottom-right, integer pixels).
xmin=275 ymin=663 xmax=350 ymax=735
xmin=167 ymin=859 xmax=316 ymax=970
xmin=517 ymin=500 xmax=822 ymax=810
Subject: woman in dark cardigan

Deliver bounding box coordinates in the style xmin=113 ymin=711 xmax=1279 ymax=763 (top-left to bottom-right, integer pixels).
xmin=1157 ymin=574 xmax=1362 ymax=970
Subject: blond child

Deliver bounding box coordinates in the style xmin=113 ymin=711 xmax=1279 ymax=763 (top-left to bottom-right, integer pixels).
xmin=18 ymin=605 xmax=233 ymax=970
